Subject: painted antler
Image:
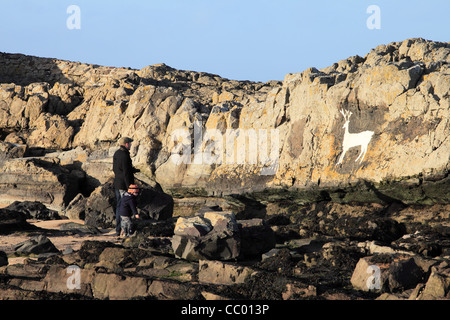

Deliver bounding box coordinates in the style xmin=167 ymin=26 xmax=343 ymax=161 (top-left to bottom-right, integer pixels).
xmin=339 ymin=109 xmax=352 ymax=121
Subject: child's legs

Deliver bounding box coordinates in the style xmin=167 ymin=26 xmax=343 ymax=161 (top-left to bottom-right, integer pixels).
xmin=120 ymin=216 xmax=132 ymax=236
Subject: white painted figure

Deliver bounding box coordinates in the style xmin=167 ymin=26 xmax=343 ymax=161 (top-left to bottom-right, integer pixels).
xmin=337 ymin=109 xmax=374 ymax=165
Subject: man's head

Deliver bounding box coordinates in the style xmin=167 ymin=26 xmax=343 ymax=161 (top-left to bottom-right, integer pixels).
xmin=119 ymin=137 xmax=133 ymax=150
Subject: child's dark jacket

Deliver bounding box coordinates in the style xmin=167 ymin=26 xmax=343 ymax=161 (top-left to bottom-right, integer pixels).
xmin=118 ymin=192 xmax=138 ymax=217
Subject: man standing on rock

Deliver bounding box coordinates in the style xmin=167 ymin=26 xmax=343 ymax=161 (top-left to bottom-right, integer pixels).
xmin=113 ymin=137 xmax=139 ymax=236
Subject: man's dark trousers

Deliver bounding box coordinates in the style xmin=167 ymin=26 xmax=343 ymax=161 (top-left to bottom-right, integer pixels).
xmin=115 ymin=189 xmax=126 ymax=235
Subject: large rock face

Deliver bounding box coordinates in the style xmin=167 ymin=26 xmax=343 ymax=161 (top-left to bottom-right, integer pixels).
xmin=0 ymin=38 xmax=448 ymax=210
xmin=272 ymin=40 xmax=449 ymax=197
xmin=0 ymin=158 xmax=82 ymax=210
xmin=198 ymin=39 xmax=449 ymax=203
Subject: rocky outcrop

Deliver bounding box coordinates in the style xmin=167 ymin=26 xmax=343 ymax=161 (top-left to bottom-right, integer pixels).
xmin=1 ymin=38 xmax=448 ymax=212
xmin=172 ymin=210 xmax=276 ymax=261
xmin=0 ymin=141 xmax=27 ymax=161
xmin=0 ymin=199 xmax=448 ymax=301
xmin=13 ymin=235 xmax=59 ymax=256
xmin=0 ymin=208 xmax=37 ymax=235
xmin=172 ymin=211 xmax=241 ymax=261
xmin=198 ymin=260 xmax=258 ymax=285
xmin=83 ymin=179 xmax=173 ymax=229
xmin=0 ymin=158 xmax=82 ymax=210
xmin=0 ymin=240 xmax=203 ymax=300
xmin=154 ymin=38 xmax=450 ymax=204
xmin=350 ymin=254 xmax=424 ymax=292
xmin=5 ymin=201 xmax=60 ymax=220
xmin=0 ymin=38 xmax=448 ymax=301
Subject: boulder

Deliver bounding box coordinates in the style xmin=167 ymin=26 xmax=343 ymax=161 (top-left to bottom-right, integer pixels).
xmin=410 ymin=262 xmax=450 ymax=300
xmin=0 ymin=208 xmax=37 ymax=234
xmin=0 ymin=251 xmax=7 ymax=267
xmin=172 ymin=211 xmax=277 ymax=261
xmin=97 ymin=247 xmax=136 ymax=267
xmin=147 ymin=279 xmax=200 ymax=300
xmin=0 ymin=141 xmax=27 ymax=161
xmin=59 ymin=222 xmax=101 ymax=235
xmin=238 ymin=218 xmax=276 ymax=258
xmin=350 ymin=253 xmax=424 ymax=293
xmin=136 ymin=187 xmax=174 ymax=221
xmin=0 ymin=158 xmax=82 ymax=210
xmin=91 ymin=272 xmax=148 ymax=300
xmin=174 ymin=215 xmax=212 ymax=237
xmin=421 ymin=267 xmax=450 ymax=299
xmin=0 ymin=261 xmax=49 ymax=279
xmin=27 ymin=113 xmax=75 ymax=150
xmin=13 ymin=235 xmax=59 ymax=256
xmin=62 ymin=193 xmax=86 ymax=220
xmin=198 ymin=260 xmax=258 ymax=285
xmin=172 ymin=211 xmax=240 ymax=261
xmin=43 ymin=265 xmax=94 ymax=297
xmin=84 ymin=181 xmax=117 ymax=228
xmin=84 ymin=180 xmax=174 ymax=229
xmin=4 ymin=201 xmax=60 ymax=220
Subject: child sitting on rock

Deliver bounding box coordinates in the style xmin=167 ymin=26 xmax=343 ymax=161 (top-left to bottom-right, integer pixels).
xmin=118 ymin=184 xmax=140 ymax=237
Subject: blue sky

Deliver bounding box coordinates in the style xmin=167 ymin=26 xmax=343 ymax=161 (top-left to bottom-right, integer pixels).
xmin=0 ymin=0 xmax=448 ymax=82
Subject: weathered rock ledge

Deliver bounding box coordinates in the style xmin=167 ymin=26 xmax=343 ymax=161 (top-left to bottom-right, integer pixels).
xmin=0 ymin=38 xmax=448 ymax=212
xmin=0 ymin=38 xmax=449 ymax=300
xmin=0 ymin=200 xmax=449 ymax=300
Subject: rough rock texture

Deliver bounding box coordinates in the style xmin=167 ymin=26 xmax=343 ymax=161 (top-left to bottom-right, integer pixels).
xmin=0 ymin=158 xmax=82 ymax=210
xmin=0 ymin=251 xmax=7 ymax=267
xmin=154 ymin=38 xmax=450 ymax=204
xmin=0 ymin=38 xmax=449 ymax=301
xmin=172 ymin=210 xmax=276 ymax=261
xmin=0 ymin=200 xmax=448 ymax=301
xmin=5 ymin=201 xmax=60 ymax=220
xmin=13 ymin=235 xmax=59 ymax=256
xmin=0 ymin=208 xmax=38 ymax=235
xmin=0 ymin=38 xmax=448 ymax=212
xmin=172 ymin=211 xmax=241 ymax=261
xmin=198 ymin=260 xmax=258 ymax=285
xmin=350 ymin=254 xmax=424 ymax=292
xmin=83 ymin=179 xmax=173 ymax=229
